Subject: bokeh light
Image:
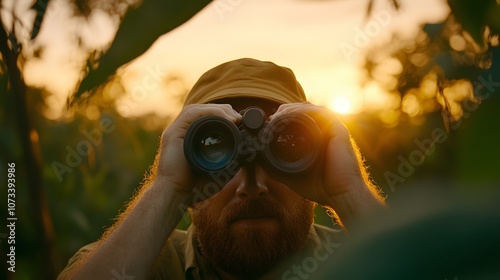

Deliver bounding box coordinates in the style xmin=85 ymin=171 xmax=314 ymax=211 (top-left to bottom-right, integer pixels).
xmin=330 ymin=95 xmax=352 ymax=114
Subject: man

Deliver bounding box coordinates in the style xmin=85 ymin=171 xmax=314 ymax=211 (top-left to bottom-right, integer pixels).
xmin=58 ymin=58 xmax=385 ymax=280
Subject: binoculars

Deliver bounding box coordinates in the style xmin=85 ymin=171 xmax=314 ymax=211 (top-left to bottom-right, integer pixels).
xmin=183 ymin=107 xmax=323 ymax=176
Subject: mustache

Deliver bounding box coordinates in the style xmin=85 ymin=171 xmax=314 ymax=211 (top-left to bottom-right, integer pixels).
xmin=221 ymin=198 xmax=285 ymax=223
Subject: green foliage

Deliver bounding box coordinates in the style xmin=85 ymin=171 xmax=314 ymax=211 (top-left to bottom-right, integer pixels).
xmin=1 ymin=87 xmax=170 ymax=277
xmin=359 ymin=1 xmax=500 ymax=193
xmin=364 ymin=0 xmax=500 ymax=125
xmin=448 ymin=0 xmax=500 ymax=46
xmin=30 ymin=0 xmax=50 ymax=40
xmin=1 ymin=0 xmax=499 ymax=279
xmin=43 ymin=108 xmax=166 ymax=269
xmin=70 ymin=0 xmax=212 ymax=104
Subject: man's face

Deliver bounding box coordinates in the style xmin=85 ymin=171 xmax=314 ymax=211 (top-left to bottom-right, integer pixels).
xmin=190 ymin=98 xmax=315 ymax=277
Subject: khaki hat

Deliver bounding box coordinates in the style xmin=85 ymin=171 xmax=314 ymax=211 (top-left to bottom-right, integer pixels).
xmin=183 ymin=58 xmax=307 ymax=105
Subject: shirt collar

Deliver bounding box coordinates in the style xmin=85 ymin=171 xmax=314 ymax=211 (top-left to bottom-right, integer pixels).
xmin=184 ymin=225 xmax=221 ymax=280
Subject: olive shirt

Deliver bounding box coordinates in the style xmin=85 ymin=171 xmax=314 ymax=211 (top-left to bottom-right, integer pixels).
xmin=58 ymin=223 xmax=344 ymax=280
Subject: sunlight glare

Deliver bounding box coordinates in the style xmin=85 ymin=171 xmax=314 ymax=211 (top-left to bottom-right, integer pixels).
xmin=330 ymin=95 xmax=352 ymax=114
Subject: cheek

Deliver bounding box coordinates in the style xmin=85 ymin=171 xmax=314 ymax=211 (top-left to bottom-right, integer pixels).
xmin=260 ymin=172 xmax=302 ymax=203
xmin=195 ymin=167 xmax=245 ymax=210
xmin=192 ymin=184 xmax=234 ymax=222
xmin=271 ymin=181 xmax=316 ymax=215
xmin=191 ymin=200 xmax=218 ymax=230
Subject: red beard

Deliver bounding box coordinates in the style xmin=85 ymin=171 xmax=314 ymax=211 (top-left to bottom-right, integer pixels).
xmin=191 ymin=197 xmax=315 ymax=277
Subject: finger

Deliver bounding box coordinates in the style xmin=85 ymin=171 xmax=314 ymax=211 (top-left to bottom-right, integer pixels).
xmin=180 ymin=104 xmax=241 ymax=123
xmin=173 ymin=104 xmax=242 ymax=132
xmin=161 ymin=104 xmax=241 ymax=143
xmin=269 ymin=102 xmax=311 ymax=119
xmin=271 ymin=102 xmax=341 ymax=127
xmin=271 ymin=102 xmax=337 ymax=121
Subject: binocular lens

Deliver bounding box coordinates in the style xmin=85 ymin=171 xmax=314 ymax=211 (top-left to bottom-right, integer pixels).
xmin=263 ymin=114 xmax=321 ymax=174
xmin=184 ymin=116 xmax=239 ymax=173
xmin=270 ymin=122 xmax=310 ymax=163
xmin=198 ymin=133 xmax=231 ymax=163
xmin=184 ymin=108 xmax=322 ymax=175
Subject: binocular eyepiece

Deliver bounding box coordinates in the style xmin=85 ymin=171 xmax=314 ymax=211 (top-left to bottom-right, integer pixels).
xmin=183 ymin=107 xmax=323 ymax=176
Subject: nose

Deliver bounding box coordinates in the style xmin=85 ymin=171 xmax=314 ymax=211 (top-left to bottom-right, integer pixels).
xmin=235 ymin=165 xmax=269 ymax=199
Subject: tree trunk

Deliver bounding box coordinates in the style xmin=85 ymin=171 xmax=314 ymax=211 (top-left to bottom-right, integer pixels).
xmin=0 ymin=15 xmax=58 ymax=280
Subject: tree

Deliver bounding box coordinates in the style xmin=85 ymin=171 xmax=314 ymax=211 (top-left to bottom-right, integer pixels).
xmin=0 ymin=2 xmax=57 ymax=278
xmin=0 ymin=1 xmax=205 ymax=279
xmin=2 ymin=0 xmax=499 ymax=279
xmin=363 ymin=0 xmax=500 ymax=126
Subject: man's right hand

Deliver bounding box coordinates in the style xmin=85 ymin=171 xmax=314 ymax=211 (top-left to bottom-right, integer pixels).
xmin=63 ymin=104 xmax=241 ymax=280
xmin=154 ymin=104 xmax=241 ymax=202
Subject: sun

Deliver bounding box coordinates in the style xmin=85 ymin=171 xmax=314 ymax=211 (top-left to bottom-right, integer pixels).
xmin=330 ymin=95 xmax=352 ymax=114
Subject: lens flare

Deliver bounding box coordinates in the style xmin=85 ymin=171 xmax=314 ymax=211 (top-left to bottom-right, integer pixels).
xmin=330 ymin=95 xmax=352 ymax=114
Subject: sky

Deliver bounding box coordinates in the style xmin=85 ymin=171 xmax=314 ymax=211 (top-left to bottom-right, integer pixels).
xmin=14 ymin=0 xmax=450 ymax=119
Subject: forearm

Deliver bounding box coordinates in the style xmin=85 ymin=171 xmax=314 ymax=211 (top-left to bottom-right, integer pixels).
xmin=68 ymin=180 xmax=192 ymax=280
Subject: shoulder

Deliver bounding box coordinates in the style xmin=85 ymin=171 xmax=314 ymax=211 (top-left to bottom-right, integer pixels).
xmin=149 ymin=229 xmax=189 ymax=279
xmin=313 ymin=223 xmax=344 ymax=236
xmin=312 ymin=223 xmax=346 ymax=246
xmin=168 ymin=228 xmax=189 ymax=252
xmin=58 ymin=230 xmax=190 ymax=280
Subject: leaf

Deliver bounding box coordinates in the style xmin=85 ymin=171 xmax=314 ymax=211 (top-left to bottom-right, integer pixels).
xmin=69 ymin=0 xmax=212 ymax=106
xmin=447 ymin=0 xmax=498 ymax=47
xmin=30 ymin=0 xmax=51 ymax=40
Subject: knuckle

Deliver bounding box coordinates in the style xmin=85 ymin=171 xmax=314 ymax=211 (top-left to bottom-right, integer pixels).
xmin=181 ymin=104 xmax=197 ymax=115
xmin=160 ymin=128 xmax=171 ymax=145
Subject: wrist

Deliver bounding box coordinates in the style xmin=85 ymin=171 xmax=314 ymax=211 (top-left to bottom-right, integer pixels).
xmin=152 ymin=173 xmax=192 ymax=195
xmin=142 ymin=180 xmax=195 ymax=235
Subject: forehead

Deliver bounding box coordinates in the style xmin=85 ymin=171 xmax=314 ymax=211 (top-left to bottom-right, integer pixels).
xmin=212 ymin=97 xmax=282 ymax=116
